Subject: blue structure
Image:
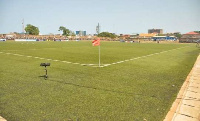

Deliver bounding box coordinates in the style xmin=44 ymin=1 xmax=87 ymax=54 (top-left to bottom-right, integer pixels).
xmin=152 ymin=36 xmax=177 ymax=41
xmin=76 ymin=31 xmax=86 ymax=36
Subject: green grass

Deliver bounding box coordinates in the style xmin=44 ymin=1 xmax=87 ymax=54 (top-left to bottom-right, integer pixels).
xmin=0 ymin=41 xmax=199 ymax=121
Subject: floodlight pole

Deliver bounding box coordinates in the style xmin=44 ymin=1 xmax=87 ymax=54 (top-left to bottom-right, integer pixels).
xmin=22 ymin=19 xmax=25 ymax=33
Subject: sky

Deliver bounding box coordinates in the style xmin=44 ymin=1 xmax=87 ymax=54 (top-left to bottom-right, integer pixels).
xmin=0 ymin=0 xmax=200 ymax=35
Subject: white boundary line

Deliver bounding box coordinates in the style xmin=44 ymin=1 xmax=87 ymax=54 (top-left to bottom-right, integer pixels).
xmin=106 ymin=46 xmax=190 ymax=67
xmin=0 ymin=51 xmax=104 ymax=67
xmin=99 ymin=45 xmax=191 ymax=67
xmin=0 ymin=45 xmax=191 ymax=68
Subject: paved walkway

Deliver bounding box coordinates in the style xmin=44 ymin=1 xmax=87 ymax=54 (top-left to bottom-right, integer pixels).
xmin=164 ymin=55 xmax=200 ymax=121
xmin=0 ymin=116 xmax=6 ymax=121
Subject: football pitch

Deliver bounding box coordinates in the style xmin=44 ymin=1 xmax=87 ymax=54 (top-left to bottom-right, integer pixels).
xmin=0 ymin=41 xmax=199 ymax=121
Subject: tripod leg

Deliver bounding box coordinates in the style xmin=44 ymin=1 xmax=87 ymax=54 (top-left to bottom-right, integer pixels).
xmin=46 ymin=69 xmax=47 ymax=78
xmin=45 ymin=66 xmax=48 ymax=78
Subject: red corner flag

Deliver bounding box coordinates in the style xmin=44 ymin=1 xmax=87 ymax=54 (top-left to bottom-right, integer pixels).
xmin=92 ymin=38 xmax=100 ymax=46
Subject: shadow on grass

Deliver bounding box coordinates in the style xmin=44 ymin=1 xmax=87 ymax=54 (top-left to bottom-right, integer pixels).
xmin=47 ymin=78 xmax=160 ymax=98
xmin=38 ymin=75 xmax=48 ymax=80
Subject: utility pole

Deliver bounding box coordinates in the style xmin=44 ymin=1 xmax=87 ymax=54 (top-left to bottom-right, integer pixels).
xmin=22 ymin=19 xmax=24 ymax=33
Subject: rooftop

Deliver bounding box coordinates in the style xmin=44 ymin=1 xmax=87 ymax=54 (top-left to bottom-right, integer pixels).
xmin=185 ymin=31 xmax=199 ymax=35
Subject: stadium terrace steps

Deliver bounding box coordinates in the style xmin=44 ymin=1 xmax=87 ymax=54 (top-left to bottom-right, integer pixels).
xmin=164 ymin=55 xmax=200 ymax=121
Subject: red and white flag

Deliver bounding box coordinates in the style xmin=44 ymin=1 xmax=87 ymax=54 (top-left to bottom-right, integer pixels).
xmin=92 ymin=38 xmax=100 ymax=46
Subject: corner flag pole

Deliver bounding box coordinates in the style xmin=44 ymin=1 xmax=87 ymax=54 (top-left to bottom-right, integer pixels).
xmin=96 ymin=23 xmax=101 ymax=67
xmin=99 ymin=44 xmax=100 ymax=67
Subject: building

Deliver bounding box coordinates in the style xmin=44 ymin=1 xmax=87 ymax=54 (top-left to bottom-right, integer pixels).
xmin=130 ymin=33 xmax=139 ymax=38
xmin=180 ymin=31 xmax=200 ymax=43
xmin=139 ymin=33 xmax=157 ymax=38
xmin=76 ymin=31 xmax=86 ymax=36
xmin=119 ymin=34 xmax=130 ymax=40
xmin=148 ymin=29 xmax=163 ymax=34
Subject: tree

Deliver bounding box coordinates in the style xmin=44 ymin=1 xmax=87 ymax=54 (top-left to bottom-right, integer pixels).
xmin=70 ymin=31 xmax=76 ymax=36
xmin=194 ymin=31 xmax=200 ymax=34
xmin=98 ymin=32 xmax=117 ymax=39
xmin=174 ymin=33 xmax=182 ymax=39
xmin=59 ymin=26 xmax=71 ymax=36
xmin=25 ymin=24 xmax=39 ymax=35
xmin=158 ymin=34 xmax=165 ymax=36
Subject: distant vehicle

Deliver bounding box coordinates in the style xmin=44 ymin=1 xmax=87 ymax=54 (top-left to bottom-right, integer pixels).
xmin=0 ymin=39 xmax=6 ymax=41
xmin=195 ymin=39 xmax=200 ymax=42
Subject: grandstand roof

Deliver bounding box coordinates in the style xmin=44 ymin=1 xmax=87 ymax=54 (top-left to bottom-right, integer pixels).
xmin=139 ymin=33 xmax=157 ymax=37
xmin=185 ymin=31 xmax=199 ymax=35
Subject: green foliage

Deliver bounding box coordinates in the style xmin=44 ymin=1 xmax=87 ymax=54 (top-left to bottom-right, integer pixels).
xmin=0 ymin=42 xmax=199 ymax=121
xmin=158 ymin=34 xmax=165 ymax=36
xmin=98 ymin=32 xmax=117 ymax=38
xmin=194 ymin=31 xmax=200 ymax=34
xmin=25 ymin=24 xmax=39 ymax=35
xmin=59 ymin=26 xmax=71 ymax=36
xmin=174 ymin=33 xmax=182 ymax=38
